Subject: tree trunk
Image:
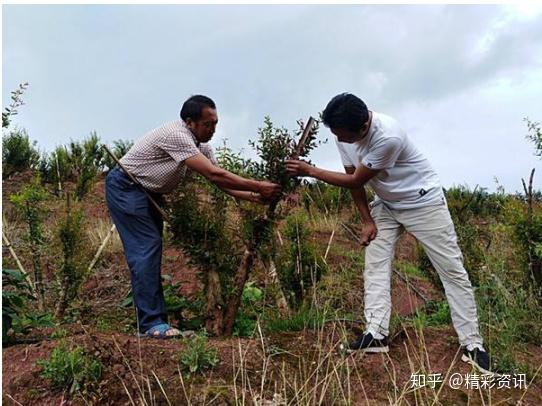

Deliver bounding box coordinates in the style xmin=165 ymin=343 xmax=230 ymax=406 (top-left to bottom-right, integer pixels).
xmin=205 ymin=269 xmax=225 ymax=336
xmin=222 ymin=249 xmax=257 ymax=336
xmin=54 ymin=277 xmax=69 ymax=320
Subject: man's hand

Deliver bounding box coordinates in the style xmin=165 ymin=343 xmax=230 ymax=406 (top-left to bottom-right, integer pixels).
xmin=285 ymin=159 xmax=313 ymax=177
xmin=257 ymin=181 xmax=282 ymax=200
xmin=360 ymin=221 xmax=377 ymax=246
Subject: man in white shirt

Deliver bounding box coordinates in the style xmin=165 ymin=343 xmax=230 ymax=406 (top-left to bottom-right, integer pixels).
xmin=286 ymin=93 xmax=492 ymax=374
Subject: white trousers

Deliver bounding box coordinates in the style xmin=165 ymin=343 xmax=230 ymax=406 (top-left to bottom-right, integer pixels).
xmin=364 ymin=201 xmax=483 ymax=348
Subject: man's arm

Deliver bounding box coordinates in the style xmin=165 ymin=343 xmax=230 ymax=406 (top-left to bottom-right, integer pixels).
xmin=345 ymin=166 xmax=377 ymax=246
xmin=221 ymin=188 xmax=265 ymax=203
xmin=285 ymin=159 xmax=379 ymax=189
xmin=185 ymin=153 xmax=280 ymax=199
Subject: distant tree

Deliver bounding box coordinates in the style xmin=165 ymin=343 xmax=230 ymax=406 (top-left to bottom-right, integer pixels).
xmin=102 ymin=139 xmax=134 ymax=172
xmin=2 ymin=128 xmax=41 ymax=178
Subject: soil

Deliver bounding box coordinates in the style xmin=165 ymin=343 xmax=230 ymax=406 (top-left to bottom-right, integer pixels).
xmin=4 ymin=325 xmax=542 ymax=405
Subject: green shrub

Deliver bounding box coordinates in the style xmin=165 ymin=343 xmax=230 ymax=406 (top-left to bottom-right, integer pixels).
xmin=514 ymin=210 xmax=542 ymax=290
xmin=2 ymin=269 xmax=35 ymax=343
xmin=39 ymin=132 xmax=107 ymax=198
xmin=178 ymin=332 xmax=219 ymax=376
xmin=38 ymin=343 xmax=102 ymax=394
xmin=102 ymin=139 xmax=134 ymax=171
xmin=276 ymin=210 xmax=326 ymax=308
xmin=170 ymin=116 xmax=320 ymax=335
xmin=302 ymin=181 xmax=352 ymax=215
xmin=74 ymin=132 xmax=106 ymax=199
xmin=445 ymin=185 xmax=506 ymax=220
xmin=2 ymin=128 xmax=41 ymax=178
xmin=233 ymin=282 xmax=264 ymax=337
xmin=54 ymin=195 xmax=87 ymax=319
xmin=9 ymin=177 xmax=49 ymax=303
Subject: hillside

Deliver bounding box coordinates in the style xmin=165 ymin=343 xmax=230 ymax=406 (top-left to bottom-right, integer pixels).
xmin=3 ymin=174 xmax=542 ymax=405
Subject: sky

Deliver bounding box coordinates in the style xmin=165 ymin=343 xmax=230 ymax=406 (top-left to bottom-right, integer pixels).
xmin=3 ymin=4 xmax=542 ymax=193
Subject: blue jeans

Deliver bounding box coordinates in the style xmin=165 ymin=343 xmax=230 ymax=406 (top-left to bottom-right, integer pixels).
xmin=105 ymin=168 xmax=166 ymax=333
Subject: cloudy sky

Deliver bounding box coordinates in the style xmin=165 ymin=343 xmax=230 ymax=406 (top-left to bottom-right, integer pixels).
xmin=3 ymin=4 xmax=541 ymax=193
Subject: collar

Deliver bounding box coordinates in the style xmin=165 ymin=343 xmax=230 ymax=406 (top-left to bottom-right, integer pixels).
xmin=360 ymin=111 xmax=374 ymax=141
xmin=180 ymin=120 xmax=201 ymax=147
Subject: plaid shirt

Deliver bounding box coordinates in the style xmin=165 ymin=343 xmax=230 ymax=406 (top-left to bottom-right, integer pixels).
xmin=120 ymin=120 xmax=217 ymax=193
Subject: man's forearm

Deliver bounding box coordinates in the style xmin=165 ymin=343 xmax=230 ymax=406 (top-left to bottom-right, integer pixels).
xmin=185 ymin=154 xmax=261 ymax=192
xmin=351 ymin=187 xmax=373 ymax=224
xmin=207 ymin=167 xmax=261 ymax=192
xmin=308 ymin=167 xmax=361 ymax=188
xmin=222 ymin=188 xmax=256 ymax=201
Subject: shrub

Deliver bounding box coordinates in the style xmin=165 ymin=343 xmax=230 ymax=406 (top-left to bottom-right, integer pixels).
xmin=233 ymin=282 xmax=264 ymax=337
xmin=2 ymin=128 xmax=41 ymax=178
xmin=102 ymin=139 xmax=134 ymax=171
xmin=276 ymin=210 xmax=326 ymax=308
xmin=178 ymin=332 xmax=219 ymax=376
xmin=54 ymin=195 xmax=87 ymax=319
xmin=9 ymin=177 xmax=49 ymax=303
xmin=302 ymin=181 xmax=352 ymax=215
xmin=170 ymin=116 xmax=320 ymax=335
xmin=514 ymin=209 xmax=542 ymax=292
xmin=2 ymin=269 xmax=35 ymax=343
xmin=40 ymin=132 xmax=108 ymax=198
xmin=73 ymin=132 xmax=106 ymax=199
xmin=38 ymin=343 xmax=102 ymax=395
xmin=445 ymin=185 xmax=506 ymax=220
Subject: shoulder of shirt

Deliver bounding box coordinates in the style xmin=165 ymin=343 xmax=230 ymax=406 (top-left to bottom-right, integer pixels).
xmin=371 ymin=112 xmax=404 ymax=140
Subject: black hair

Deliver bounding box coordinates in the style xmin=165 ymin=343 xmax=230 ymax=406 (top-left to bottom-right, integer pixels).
xmin=321 ymin=93 xmax=369 ymax=131
xmin=180 ymin=95 xmax=216 ymax=122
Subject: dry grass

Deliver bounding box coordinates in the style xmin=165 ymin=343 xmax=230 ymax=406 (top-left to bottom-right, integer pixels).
xmin=86 ymin=218 xmax=123 ymax=255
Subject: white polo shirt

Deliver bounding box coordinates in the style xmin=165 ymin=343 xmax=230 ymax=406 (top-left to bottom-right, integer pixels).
xmin=336 ymin=112 xmax=444 ymax=209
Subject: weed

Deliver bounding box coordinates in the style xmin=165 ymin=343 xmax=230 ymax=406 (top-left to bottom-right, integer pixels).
xmin=410 ymin=301 xmax=451 ymax=329
xmin=51 ymin=328 xmax=68 ymax=339
xmin=264 ymin=306 xmax=326 ymax=333
xmin=38 ymin=342 xmax=103 ymax=395
xmin=178 ymin=331 xmax=219 ymax=376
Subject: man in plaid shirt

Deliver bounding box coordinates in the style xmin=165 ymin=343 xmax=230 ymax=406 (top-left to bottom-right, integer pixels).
xmin=106 ymin=95 xmax=280 ymax=339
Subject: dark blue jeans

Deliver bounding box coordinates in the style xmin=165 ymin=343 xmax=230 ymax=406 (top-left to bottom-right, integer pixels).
xmin=105 ymin=168 xmax=166 ymax=333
